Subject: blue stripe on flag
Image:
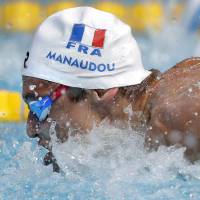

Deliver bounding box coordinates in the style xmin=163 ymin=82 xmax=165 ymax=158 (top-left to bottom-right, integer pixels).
xmin=69 ymin=24 xmax=85 ymax=42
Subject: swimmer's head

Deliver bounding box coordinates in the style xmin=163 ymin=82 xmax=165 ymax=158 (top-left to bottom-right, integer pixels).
xmin=22 ymin=7 xmax=151 ymax=149
xmin=22 ymin=6 xmax=151 ymax=89
xmin=22 ymin=76 xmax=119 ymax=146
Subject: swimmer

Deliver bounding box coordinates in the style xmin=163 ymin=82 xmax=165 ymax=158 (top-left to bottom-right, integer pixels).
xmin=22 ymin=7 xmax=200 ymax=171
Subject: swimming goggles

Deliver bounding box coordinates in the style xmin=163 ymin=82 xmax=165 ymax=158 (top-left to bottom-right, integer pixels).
xmin=28 ymin=85 xmax=68 ymax=121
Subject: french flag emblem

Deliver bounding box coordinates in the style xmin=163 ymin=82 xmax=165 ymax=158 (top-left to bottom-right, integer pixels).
xmin=69 ymin=24 xmax=106 ymax=48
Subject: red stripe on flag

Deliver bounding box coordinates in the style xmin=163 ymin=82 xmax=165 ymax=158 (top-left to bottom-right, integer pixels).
xmin=92 ymin=29 xmax=106 ymax=48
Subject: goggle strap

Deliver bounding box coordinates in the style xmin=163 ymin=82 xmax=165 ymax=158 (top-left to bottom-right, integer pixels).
xmin=51 ymin=85 xmax=69 ymax=101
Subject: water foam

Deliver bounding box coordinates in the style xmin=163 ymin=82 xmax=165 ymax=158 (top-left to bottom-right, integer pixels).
xmin=52 ymin=123 xmax=200 ymax=199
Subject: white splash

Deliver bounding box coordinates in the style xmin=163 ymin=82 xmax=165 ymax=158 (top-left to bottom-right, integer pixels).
xmin=52 ymin=122 xmax=200 ymax=182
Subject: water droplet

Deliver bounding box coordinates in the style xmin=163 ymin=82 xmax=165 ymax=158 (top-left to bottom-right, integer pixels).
xmin=188 ymin=88 xmax=193 ymax=93
xmin=29 ymin=84 xmax=36 ymax=91
xmin=194 ymin=112 xmax=198 ymax=116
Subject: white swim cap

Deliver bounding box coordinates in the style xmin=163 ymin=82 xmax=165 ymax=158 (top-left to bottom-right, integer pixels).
xmin=22 ymin=7 xmax=151 ymax=89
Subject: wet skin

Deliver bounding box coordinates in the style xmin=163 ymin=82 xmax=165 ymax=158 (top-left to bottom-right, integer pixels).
xmin=23 ymin=57 xmax=200 ymax=164
xmin=145 ymin=57 xmax=200 ymax=161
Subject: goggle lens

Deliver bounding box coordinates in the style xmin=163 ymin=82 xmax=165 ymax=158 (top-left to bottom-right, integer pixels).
xmin=28 ymin=85 xmax=68 ymax=121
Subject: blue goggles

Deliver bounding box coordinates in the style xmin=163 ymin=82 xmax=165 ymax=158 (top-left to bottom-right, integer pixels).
xmin=29 ymin=96 xmax=53 ymax=121
xmin=27 ymin=85 xmax=68 ymax=121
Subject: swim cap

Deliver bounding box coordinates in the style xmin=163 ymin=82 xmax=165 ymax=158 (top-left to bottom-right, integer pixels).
xmin=22 ymin=7 xmax=151 ymax=89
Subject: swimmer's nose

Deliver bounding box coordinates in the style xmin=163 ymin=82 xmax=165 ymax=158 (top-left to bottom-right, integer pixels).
xmin=27 ymin=112 xmax=51 ymax=142
xmin=27 ymin=112 xmax=39 ymax=138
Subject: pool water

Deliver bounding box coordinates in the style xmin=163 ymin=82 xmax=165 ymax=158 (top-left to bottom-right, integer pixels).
xmin=1 ymin=123 xmax=200 ymax=200
xmin=1 ymin=21 xmax=200 ymax=199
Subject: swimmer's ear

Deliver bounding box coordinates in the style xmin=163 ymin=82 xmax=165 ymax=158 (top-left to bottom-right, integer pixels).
xmin=88 ymin=88 xmax=119 ymax=104
xmin=100 ymin=88 xmax=119 ymax=102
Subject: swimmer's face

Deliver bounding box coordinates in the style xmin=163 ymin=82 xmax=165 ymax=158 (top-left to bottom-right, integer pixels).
xmin=22 ymin=76 xmax=103 ymax=147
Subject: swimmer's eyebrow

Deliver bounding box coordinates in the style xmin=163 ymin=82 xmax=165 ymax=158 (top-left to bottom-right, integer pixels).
xmin=68 ymin=87 xmax=86 ymax=101
xmin=23 ymin=93 xmax=37 ymax=104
